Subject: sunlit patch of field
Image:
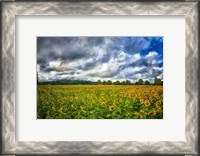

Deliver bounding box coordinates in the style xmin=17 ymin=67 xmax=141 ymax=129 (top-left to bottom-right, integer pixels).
xmin=37 ymin=85 xmax=163 ymax=119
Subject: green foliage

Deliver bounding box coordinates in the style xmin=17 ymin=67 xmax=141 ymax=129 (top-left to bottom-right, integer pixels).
xmin=102 ymin=81 xmax=107 ymax=85
xmin=145 ymin=80 xmax=150 ymax=85
xmin=125 ymin=80 xmax=131 ymax=85
xmin=113 ymin=80 xmax=120 ymax=85
xmin=121 ymin=81 xmax=126 ymax=85
xmin=135 ymin=79 xmax=144 ymax=85
xmin=97 ymin=80 xmax=102 ymax=85
xmin=38 ymin=79 xmax=96 ymax=85
xmin=38 ymin=78 xmax=162 ymax=86
xmin=154 ymin=77 xmax=162 ymax=85
xmin=106 ymin=80 xmax=112 ymax=85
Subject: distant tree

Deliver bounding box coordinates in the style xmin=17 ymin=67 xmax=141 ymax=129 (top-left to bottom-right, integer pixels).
xmin=121 ymin=81 xmax=126 ymax=85
xmin=107 ymin=80 xmax=112 ymax=85
xmin=144 ymin=80 xmax=150 ymax=85
xmin=114 ymin=80 xmax=120 ymax=85
xmin=135 ymin=82 xmax=139 ymax=85
xmin=125 ymin=80 xmax=131 ymax=85
xmin=97 ymin=80 xmax=102 ymax=85
xmin=154 ymin=77 xmax=162 ymax=85
xmin=103 ymin=81 xmax=106 ymax=85
xmin=138 ymin=79 xmax=144 ymax=85
xmin=116 ymin=80 xmax=120 ymax=85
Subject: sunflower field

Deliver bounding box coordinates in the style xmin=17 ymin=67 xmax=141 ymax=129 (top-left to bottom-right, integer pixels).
xmin=37 ymin=85 xmax=163 ymax=119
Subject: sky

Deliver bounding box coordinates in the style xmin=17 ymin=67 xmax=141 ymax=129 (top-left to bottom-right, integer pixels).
xmin=37 ymin=37 xmax=163 ymax=83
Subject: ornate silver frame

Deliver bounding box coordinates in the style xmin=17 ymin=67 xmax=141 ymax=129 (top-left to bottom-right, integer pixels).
xmin=1 ymin=1 xmax=199 ymax=155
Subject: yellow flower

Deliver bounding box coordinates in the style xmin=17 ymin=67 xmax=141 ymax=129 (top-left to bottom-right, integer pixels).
xmin=138 ymin=114 xmax=143 ymax=119
xmin=140 ymin=99 xmax=144 ymax=104
xmin=156 ymin=100 xmax=161 ymax=106
xmin=133 ymin=98 xmax=137 ymax=103
xmin=134 ymin=112 xmax=143 ymax=119
xmin=109 ymin=106 xmax=115 ymax=111
xmin=101 ymin=102 xmax=106 ymax=107
xmin=148 ymin=109 xmax=156 ymax=116
xmin=156 ymin=106 xmax=161 ymax=112
xmin=118 ymin=98 xmax=122 ymax=102
xmin=144 ymin=100 xmax=150 ymax=106
xmin=99 ymin=99 xmax=106 ymax=106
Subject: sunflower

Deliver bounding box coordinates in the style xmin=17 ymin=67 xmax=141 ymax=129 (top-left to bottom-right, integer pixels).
xmin=118 ymin=98 xmax=122 ymax=102
xmin=144 ymin=99 xmax=150 ymax=106
xmin=134 ymin=112 xmax=143 ymax=119
xmin=109 ymin=106 xmax=115 ymax=111
xmin=138 ymin=114 xmax=143 ymax=119
xmin=140 ymin=99 xmax=144 ymax=104
xmin=148 ymin=109 xmax=156 ymax=116
xmin=156 ymin=106 xmax=161 ymax=112
xmin=156 ymin=100 xmax=161 ymax=106
xmin=133 ymin=98 xmax=137 ymax=103
xmin=101 ymin=102 xmax=106 ymax=107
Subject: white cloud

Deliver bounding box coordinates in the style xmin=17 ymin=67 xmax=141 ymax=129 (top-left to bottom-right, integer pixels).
xmin=49 ymin=60 xmax=62 ymax=68
xmin=37 ymin=64 xmax=40 ymax=72
xmin=129 ymin=53 xmax=141 ymax=62
xmin=145 ymin=51 xmax=158 ymax=59
xmin=123 ymin=66 xmax=145 ymax=75
xmin=152 ymin=59 xmax=157 ymax=65
xmin=134 ymin=53 xmax=141 ymax=60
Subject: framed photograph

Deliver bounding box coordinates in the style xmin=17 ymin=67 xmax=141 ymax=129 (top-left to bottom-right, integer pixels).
xmin=36 ymin=36 xmax=164 ymax=120
xmin=1 ymin=1 xmax=199 ymax=155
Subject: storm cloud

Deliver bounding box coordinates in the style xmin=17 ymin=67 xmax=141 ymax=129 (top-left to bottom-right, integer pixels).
xmin=37 ymin=37 xmax=163 ymax=83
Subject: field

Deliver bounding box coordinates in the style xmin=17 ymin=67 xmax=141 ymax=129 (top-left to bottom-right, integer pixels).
xmin=37 ymin=85 xmax=163 ymax=119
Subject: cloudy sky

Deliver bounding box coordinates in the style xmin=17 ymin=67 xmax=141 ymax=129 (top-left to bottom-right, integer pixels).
xmin=37 ymin=37 xmax=163 ymax=83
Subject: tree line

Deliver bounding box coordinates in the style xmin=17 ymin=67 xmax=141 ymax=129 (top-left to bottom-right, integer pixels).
xmin=38 ymin=77 xmax=163 ymax=85
xmin=96 ymin=78 xmax=163 ymax=85
xmin=38 ymin=79 xmax=96 ymax=85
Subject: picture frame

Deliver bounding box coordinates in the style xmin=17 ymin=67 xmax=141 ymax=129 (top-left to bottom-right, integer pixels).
xmin=1 ymin=0 xmax=199 ymax=155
